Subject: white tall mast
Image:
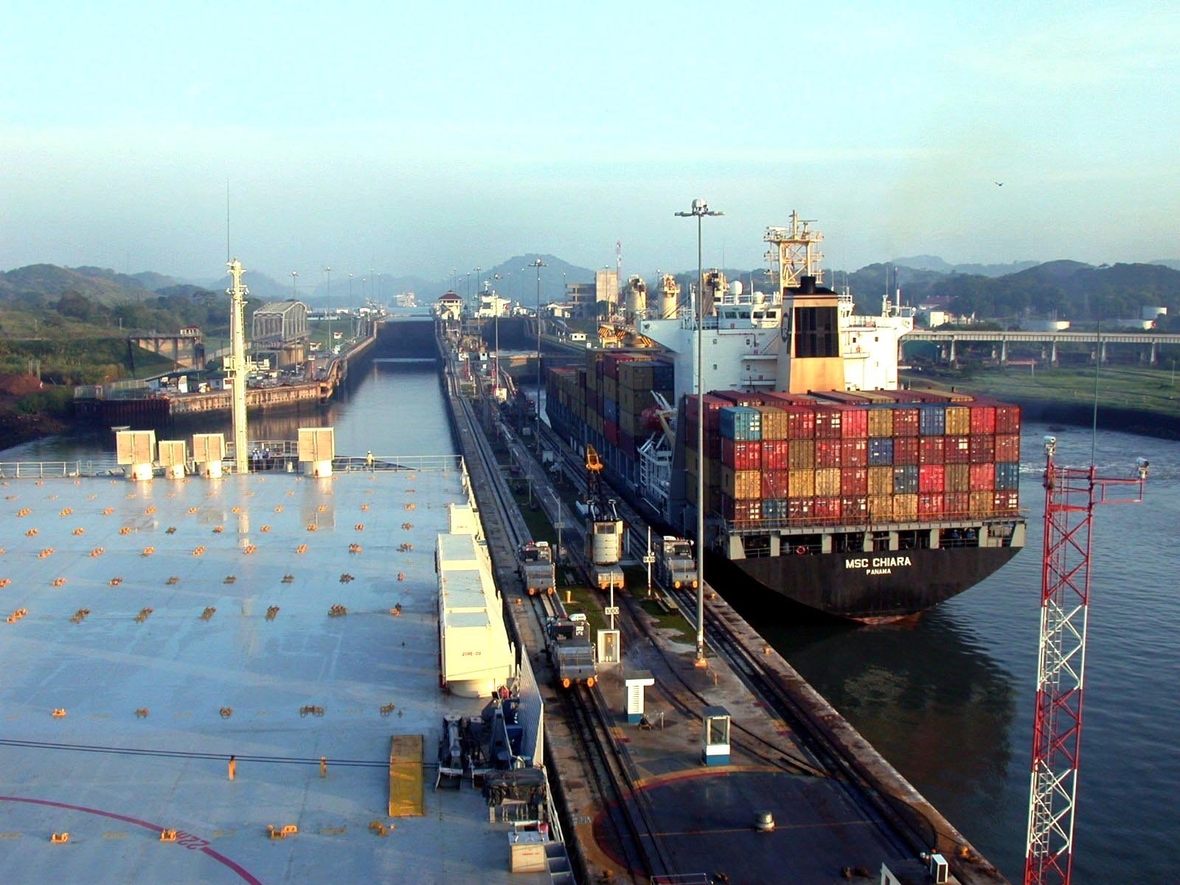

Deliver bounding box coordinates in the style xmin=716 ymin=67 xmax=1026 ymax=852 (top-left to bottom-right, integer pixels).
xmin=226 ymin=259 xmax=251 ymax=474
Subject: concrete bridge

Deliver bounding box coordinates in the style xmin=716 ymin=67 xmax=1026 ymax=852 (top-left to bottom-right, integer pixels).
xmin=903 ymin=328 xmax=1180 ymax=366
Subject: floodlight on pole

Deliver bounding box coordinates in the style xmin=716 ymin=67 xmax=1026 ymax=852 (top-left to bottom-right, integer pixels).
xmin=675 ymin=198 xmax=723 ymax=665
xmin=531 ymin=258 xmax=547 ymax=443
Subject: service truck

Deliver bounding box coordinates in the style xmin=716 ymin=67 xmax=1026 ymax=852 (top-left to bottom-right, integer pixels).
xmin=518 ymin=541 xmax=556 ymax=596
xmin=545 ymin=614 xmax=597 ymax=689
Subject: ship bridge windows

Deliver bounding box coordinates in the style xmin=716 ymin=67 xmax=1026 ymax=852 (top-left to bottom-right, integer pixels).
xmin=871 ymin=531 xmax=893 ymax=552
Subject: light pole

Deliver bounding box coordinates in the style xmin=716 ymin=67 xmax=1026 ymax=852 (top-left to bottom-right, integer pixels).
xmin=531 ymin=258 xmax=547 ymax=443
xmin=675 ymin=198 xmax=722 ymax=666
xmin=291 ymin=270 xmax=298 ymax=296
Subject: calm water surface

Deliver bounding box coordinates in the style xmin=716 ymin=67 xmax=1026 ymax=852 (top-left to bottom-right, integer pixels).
xmin=5 ymin=366 xmax=1177 ymax=883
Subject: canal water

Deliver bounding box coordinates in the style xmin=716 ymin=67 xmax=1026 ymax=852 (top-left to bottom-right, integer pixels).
xmin=5 ymin=363 xmax=1177 ymax=884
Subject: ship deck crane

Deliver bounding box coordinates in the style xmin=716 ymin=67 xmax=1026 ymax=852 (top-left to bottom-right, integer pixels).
xmin=1024 ymin=436 xmax=1148 ymax=885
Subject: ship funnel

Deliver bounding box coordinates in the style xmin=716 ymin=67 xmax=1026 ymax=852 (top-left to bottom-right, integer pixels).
xmin=775 ymin=276 xmax=845 ymax=394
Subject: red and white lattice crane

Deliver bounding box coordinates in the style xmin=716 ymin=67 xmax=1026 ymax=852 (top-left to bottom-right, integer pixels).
xmin=1024 ymin=435 xmax=1148 ymax=885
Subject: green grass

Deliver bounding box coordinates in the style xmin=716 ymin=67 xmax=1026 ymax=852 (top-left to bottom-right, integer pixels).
xmin=906 ymin=364 xmax=1180 ymax=421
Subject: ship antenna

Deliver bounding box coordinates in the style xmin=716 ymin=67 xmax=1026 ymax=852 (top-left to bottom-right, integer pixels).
xmin=1091 ymin=316 xmax=1102 ymax=465
xmin=226 ymin=179 xmax=231 ymax=263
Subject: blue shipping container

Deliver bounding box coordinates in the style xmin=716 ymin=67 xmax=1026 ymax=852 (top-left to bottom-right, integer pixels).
xmin=995 ymin=461 xmax=1020 ymax=490
xmin=893 ymin=464 xmax=919 ymax=494
xmin=919 ymin=405 xmax=946 ymax=436
xmin=762 ymin=498 xmax=788 ymax=520
xmin=868 ymin=438 xmax=894 ymax=466
xmin=720 ymin=406 xmax=762 ymax=441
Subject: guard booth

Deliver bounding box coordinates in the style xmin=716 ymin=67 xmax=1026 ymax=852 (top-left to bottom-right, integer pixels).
xmin=623 ymin=670 xmax=655 ymax=724
xmin=597 ymin=629 xmax=620 ymax=664
xmin=701 ymin=705 xmax=731 ymax=766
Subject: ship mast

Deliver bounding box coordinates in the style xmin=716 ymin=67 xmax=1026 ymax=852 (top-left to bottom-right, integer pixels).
xmin=226 ymin=259 xmax=252 ymax=474
xmin=764 ymin=210 xmax=825 ymax=290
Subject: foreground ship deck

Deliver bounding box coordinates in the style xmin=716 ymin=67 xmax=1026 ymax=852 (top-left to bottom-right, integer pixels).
xmin=0 ymin=464 xmax=550 ymax=884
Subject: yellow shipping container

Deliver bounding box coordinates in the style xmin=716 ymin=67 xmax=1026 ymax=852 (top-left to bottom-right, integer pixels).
xmin=788 ymin=469 xmax=815 ymax=498
xmin=969 ymin=491 xmax=994 ymax=514
xmin=868 ymin=465 xmax=895 ymax=496
xmin=868 ymin=408 xmax=894 ymax=438
xmin=868 ymin=494 xmax=894 ymax=519
xmin=945 ymin=406 xmax=971 ymax=435
xmin=946 ymin=463 xmax=970 ymax=493
xmin=757 ymin=406 xmax=789 ymax=441
xmin=893 ymin=494 xmax=918 ymax=521
xmin=788 ymin=439 xmax=815 ymax=470
xmin=815 ymin=467 xmax=842 ymax=497
xmin=721 ymin=465 xmax=761 ymax=500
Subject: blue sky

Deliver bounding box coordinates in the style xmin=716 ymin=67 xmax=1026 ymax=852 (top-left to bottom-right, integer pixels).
xmin=2 ymin=1 xmax=1177 ymax=286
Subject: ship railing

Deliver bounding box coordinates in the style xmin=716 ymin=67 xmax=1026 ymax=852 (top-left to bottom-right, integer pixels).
xmin=719 ymin=508 xmax=1029 ymax=535
xmin=0 ymin=460 xmax=123 ymax=479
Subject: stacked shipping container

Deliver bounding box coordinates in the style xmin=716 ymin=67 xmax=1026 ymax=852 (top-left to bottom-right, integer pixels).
xmin=547 ymin=349 xmax=1021 ymax=531
xmin=689 ymin=391 xmax=1021 ymax=528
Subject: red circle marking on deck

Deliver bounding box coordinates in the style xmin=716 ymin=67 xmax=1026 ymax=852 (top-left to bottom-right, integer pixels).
xmin=0 ymin=795 xmax=263 ymax=885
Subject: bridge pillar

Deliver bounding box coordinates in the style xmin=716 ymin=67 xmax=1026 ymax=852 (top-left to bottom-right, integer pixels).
xmin=949 ymin=338 xmax=956 ymax=363
xmin=1050 ymin=340 xmax=1058 ymax=365
xmin=1101 ymin=340 xmax=1108 ymax=363
xmin=1150 ymin=341 xmax=1158 ymax=364
xmin=1000 ymin=339 xmax=1008 ymax=364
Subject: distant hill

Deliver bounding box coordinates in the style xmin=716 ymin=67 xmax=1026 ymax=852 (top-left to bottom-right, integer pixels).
xmin=0 ymin=264 xmax=160 ymax=307
xmin=892 ymin=255 xmax=1041 ymax=277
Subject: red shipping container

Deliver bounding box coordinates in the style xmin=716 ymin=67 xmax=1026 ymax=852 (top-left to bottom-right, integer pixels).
xmin=945 ymin=492 xmax=970 ymax=516
xmin=994 ymin=404 xmax=1021 ymax=434
xmin=893 ymin=407 xmax=920 ymax=437
xmin=893 ymin=436 xmax=919 ymax=465
xmin=813 ymin=496 xmax=842 ymax=520
xmin=841 ymin=406 xmax=869 ymax=439
xmin=919 ymin=436 xmax=945 ymax=464
xmin=994 ymin=490 xmax=1019 ymax=511
xmin=970 ymin=404 xmax=997 ymax=434
xmin=760 ymin=469 xmax=789 ymax=499
xmin=814 ymin=407 xmax=843 ymax=439
xmin=995 ymin=433 xmax=1020 ymax=462
xmin=969 ymin=463 xmax=995 ymax=490
xmin=918 ymin=492 xmax=945 ymax=516
xmin=969 ymin=434 xmax=996 ymax=464
xmin=605 ymin=419 xmax=618 ymax=445
xmin=722 ymin=438 xmax=762 ymax=470
xmin=945 ymin=435 xmax=970 ymax=463
xmin=841 ymin=466 xmax=868 ymax=496
xmin=816 ymin=439 xmax=842 ymax=468
xmin=919 ymin=464 xmax=945 ymax=493
xmin=761 ymin=440 xmax=790 ymax=470
xmin=786 ymin=407 xmax=816 ymax=439
xmin=721 ymin=494 xmax=761 ymax=522
xmin=787 ymin=497 xmax=814 ymax=520
xmin=841 ymin=438 xmax=868 ymax=467
xmin=841 ymin=496 xmax=869 ymax=522
xmin=686 ymin=394 xmax=729 ymax=429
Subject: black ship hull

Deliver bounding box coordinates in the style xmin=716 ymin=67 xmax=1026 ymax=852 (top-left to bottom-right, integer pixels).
xmin=708 ymin=544 xmax=1023 ymax=623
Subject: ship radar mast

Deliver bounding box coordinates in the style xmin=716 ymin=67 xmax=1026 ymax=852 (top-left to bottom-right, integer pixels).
xmin=225 ymin=259 xmax=254 ymax=474
xmin=764 ymin=211 xmax=825 ymax=290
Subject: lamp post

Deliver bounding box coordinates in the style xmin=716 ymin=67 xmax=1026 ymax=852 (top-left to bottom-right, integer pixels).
xmin=531 ymin=258 xmax=547 ymax=444
xmin=675 ymin=198 xmax=722 ymax=666
xmin=324 ymin=267 xmax=332 ymax=349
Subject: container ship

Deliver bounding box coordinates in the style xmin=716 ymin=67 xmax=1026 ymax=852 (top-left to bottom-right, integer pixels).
xmin=544 ymin=212 xmax=1026 ymax=621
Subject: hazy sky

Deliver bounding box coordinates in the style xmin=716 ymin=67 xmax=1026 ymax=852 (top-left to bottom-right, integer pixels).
xmin=2 ymin=1 xmax=1177 ymax=287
